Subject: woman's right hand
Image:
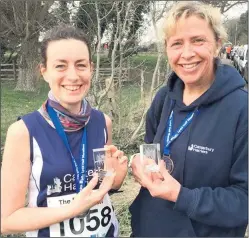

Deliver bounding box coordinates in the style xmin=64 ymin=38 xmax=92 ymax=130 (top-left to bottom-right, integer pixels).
xmin=130 ymin=154 xmax=163 ymax=186
xmin=67 ymin=172 xmax=115 ymax=217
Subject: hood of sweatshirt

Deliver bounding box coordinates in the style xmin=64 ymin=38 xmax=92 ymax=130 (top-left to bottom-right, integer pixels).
xmin=167 ymin=58 xmax=246 ymax=111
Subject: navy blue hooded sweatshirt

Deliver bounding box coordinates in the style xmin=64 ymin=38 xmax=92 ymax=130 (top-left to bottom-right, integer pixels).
xmin=129 ymin=60 xmax=248 ymax=237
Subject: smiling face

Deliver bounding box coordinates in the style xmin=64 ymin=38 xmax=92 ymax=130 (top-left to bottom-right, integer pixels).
xmin=166 ymin=15 xmax=221 ymax=88
xmin=41 ymin=39 xmax=93 ymax=113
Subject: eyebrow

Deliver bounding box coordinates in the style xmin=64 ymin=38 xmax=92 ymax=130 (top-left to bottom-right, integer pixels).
xmin=54 ymin=59 xmax=88 ymax=63
xmin=55 ymin=59 xmax=67 ymax=63
xmin=75 ymin=59 xmax=88 ymax=63
xmin=171 ymin=35 xmax=206 ymax=41
xmin=191 ymin=35 xmax=206 ymax=39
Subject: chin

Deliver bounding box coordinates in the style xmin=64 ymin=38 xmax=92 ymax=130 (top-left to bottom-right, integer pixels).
xmin=183 ymin=78 xmax=200 ymax=85
xmin=177 ymin=72 xmax=201 ymax=84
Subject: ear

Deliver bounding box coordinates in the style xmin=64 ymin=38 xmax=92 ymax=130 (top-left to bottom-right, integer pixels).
xmin=215 ymin=39 xmax=222 ymax=57
xmin=217 ymin=39 xmax=222 ymax=48
xmin=216 ymin=39 xmax=222 ymax=50
xmin=40 ymin=64 xmax=49 ymax=83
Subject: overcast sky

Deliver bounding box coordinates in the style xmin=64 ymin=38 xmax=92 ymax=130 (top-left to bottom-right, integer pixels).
xmin=140 ymin=2 xmax=248 ymax=45
xmin=223 ymin=2 xmax=248 ymax=19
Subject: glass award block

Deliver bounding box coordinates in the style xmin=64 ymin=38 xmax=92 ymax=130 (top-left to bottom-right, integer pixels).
xmin=140 ymin=143 xmax=161 ymax=172
xmin=93 ymin=148 xmax=113 ymax=180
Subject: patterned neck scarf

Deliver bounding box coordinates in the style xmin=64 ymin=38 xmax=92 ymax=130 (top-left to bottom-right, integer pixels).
xmin=39 ymin=91 xmax=92 ymax=132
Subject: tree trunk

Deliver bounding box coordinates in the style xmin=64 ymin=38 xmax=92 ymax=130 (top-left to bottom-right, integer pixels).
xmin=96 ymin=2 xmax=122 ymax=109
xmin=15 ymin=37 xmax=39 ymax=92
xmin=108 ymin=19 xmax=117 ymax=59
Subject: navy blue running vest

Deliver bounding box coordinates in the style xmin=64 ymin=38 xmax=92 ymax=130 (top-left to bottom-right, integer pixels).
xmin=21 ymin=109 xmax=119 ymax=237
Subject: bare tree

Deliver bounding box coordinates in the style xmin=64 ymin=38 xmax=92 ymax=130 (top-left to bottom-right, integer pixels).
xmin=53 ymin=1 xmax=70 ymax=24
xmin=90 ymin=1 xmax=121 ymax=109
xmin=127 ymin=1 xmax=171 ymax=145
xmin=200 ymin=0 xmax=248 ymax=14
xmin=84 ymin=1 xmax=153 ymax=146
xmin=0 ymin=0 xmax=55 ymax=91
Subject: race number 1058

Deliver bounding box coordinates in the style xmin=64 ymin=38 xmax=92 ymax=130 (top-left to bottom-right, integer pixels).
xmin=58 ymin=206 xmax=112 ymax=237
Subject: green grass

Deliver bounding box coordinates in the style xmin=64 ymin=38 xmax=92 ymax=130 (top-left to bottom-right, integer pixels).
xmin=92 ymin=53 xmax=168 ymax=72
xmin=1 ymin=80 xmax=49 ymax=147
xmin=1 ymin=50 xmax=164 ymax=147
xmin=120 ymin=84 xmax=141 ymax=110
xmin=130 ymin=53 xmax=168 ymax=71
xmin=1 ymin=80 xmax=144 ymax=148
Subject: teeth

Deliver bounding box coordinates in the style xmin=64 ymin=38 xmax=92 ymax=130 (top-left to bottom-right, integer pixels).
xmin=63 ymin=85 xmax=81 ymax=91
xmin=182 ymin=63 xmax=198 ymax=69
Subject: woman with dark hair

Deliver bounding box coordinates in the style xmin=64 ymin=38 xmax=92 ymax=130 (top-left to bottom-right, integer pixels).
xmin=1 ymin=25 xmax=128 ymax=237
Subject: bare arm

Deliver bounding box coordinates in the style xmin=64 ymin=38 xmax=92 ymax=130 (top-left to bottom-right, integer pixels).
xmin=1 ymin=120 xmax=115 ymax=234
xmin=104 ymin=114 xmax=112 ymax=145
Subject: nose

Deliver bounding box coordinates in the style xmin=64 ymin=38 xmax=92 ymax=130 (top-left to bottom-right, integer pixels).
xmin=181 ymin=43 xmax=195 ymax=59
xmin=66 ymin=66 xmax=79 ymax=81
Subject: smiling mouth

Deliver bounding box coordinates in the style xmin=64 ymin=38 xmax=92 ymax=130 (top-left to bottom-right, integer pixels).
xmin=181 ymin=62 xmax=200 ymax=69
xmin=62 ymin=85 xmax=82 ymax=91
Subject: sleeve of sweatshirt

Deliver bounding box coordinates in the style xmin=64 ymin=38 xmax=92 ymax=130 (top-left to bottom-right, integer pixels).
xmin=174 ymin=128 xmax=248 ymax=228
xmin=144 ymin=86 xmax=168 ymax=144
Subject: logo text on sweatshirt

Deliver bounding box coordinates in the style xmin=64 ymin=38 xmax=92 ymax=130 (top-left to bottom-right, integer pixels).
xmin=188 ymin=144 xmax=214 ymax=154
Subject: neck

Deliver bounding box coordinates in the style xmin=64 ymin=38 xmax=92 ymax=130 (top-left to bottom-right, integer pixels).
xmin=61 ymin=103 xmax=82 ymax=114
xmin=183 ymin=78 xmax=214 ymax=106
xmin=48 ymin=91 xmax=83 ymax=114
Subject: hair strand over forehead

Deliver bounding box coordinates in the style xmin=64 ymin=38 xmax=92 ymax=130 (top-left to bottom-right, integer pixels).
xmin=162 ymin=1 xmax=227 ymax=44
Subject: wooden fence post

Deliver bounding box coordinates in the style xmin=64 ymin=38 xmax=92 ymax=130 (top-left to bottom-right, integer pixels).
xmin=13 ymin=61 xmax=17 ymax=81
xmin=128 ymin=58 xmax=131 ymax=82
xmin=105 ymin=77 xmax=118 ymax=120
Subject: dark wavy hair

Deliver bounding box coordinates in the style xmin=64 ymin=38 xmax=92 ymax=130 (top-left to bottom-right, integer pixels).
xmin=40 ymin=24 xmax=91 ymax=67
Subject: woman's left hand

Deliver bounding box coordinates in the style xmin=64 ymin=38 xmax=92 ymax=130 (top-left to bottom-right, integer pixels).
xmin=104 ymin=145 xmax=128 ymax=190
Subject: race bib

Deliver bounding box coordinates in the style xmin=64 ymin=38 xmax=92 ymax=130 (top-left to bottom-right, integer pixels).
xmin=47 ymin=193 xmax=114 ymax=237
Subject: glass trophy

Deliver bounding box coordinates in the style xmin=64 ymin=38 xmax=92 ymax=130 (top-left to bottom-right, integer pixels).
xmin=140 ymin=143 xmax=161 ymax=172
xmin=93 ymin=148 xmax=113 ymax=181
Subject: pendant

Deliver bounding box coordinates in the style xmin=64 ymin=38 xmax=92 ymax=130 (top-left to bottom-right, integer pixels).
xmin=162 ymin=155 xmax=174 ymax=174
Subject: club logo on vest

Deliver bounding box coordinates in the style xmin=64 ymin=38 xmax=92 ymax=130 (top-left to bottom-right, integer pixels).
xmin=188 ymin=144 xmax=214 ymax=154
xmin=47 ymin=177 xmax=62 ymax=195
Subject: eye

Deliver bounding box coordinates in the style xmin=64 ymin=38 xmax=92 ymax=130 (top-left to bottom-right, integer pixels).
xmin=193 ymin=38 xmax=205 ymax=44
xmin=77 ymin=64 xmax=87 ymax=68
xmin=171 ymin=42 xmax=182 ymax=47
xmin=55 ymin=64 xmax=66 ymax=69
xmin=77 ymin=63 xmax=88 ymax=70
